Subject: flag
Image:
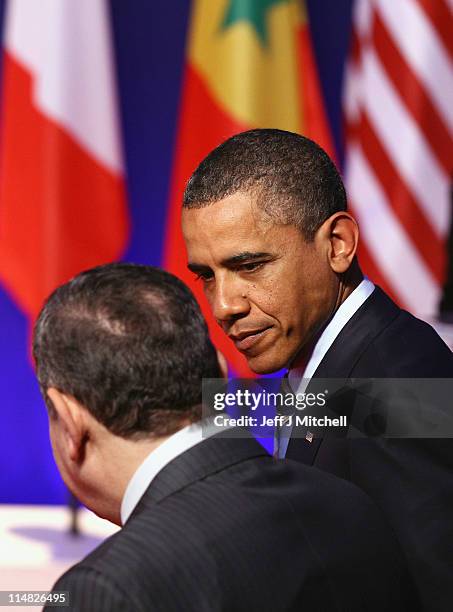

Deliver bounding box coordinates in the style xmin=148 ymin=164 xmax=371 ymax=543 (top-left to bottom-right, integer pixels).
xmin=165 ymin=0 xmax=335 ymax=376
xmin=343 ymin=0 xmax=453 ymax=317
xmin=0 ymin=0 xmax=129 ymax=320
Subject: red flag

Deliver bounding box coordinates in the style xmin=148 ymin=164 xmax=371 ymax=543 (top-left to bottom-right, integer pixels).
xmin=0 ymin=0 xmax=129 ymax=319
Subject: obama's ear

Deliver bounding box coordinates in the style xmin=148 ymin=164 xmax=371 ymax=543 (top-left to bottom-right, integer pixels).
xmin=46 ymin=388 xmax=87 ymax=463
xmin=318 ymin=212 xmax=359 ymax=274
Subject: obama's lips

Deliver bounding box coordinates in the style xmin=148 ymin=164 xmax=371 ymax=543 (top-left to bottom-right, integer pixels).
xmin=228 ymin=326 xmax=273 ymax=352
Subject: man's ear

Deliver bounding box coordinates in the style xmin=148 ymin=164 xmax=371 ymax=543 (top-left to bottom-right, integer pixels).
xmin=320 ymin=212 xmax=359 ymax=274
xmin=216 ymin=349 xmax=228 ymax=380
xmin=47 ymin=388 xmax=86 ymax=462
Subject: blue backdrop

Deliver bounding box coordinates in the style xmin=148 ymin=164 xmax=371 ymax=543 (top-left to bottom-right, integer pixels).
xmin=0 ymin=0 xmax=353 ymax=503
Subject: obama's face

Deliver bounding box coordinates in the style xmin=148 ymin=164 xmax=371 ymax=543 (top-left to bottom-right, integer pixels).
xmin=182 ymin=192 xmax=341 ymax=374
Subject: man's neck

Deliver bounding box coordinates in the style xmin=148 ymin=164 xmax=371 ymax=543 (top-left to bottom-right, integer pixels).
xmin=335 ymin=261 xmax=363 ymax=311
xmin=290 ymin=264 xmax=363 ymax=372
xmin=290 ymin=326 xmax=324 ymax=372
xmin=89 ymin=433 xmax=170 ymax=526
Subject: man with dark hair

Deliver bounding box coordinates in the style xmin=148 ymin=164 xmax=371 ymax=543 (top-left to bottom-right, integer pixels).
xmin=184 ymin=128 xmax=347 ymax=240
xmin=182 ymin=129 xmax=453 ymax=611
xmin=34 ymin=262 xmax=221 ymax=439
xmin=34 ymin=263 xmax=414 ymax=611
xmin=183 ymin=129 xmax=362 ymax=375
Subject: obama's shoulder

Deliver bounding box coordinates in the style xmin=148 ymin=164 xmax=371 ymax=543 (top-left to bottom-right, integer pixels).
xmin=357 ymin=308 xmax=453 ymax=377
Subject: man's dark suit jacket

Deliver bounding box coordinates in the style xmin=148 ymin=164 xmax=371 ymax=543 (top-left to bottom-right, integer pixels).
xmin=286 ymin=286 xmax=453 ymax=611
xmin=47 ymin=434 xmax=415 ymax=612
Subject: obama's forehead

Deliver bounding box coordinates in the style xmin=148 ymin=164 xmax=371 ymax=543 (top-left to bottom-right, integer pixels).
xmin=182 ymin=192 xmax=305 ymax=267
xmin=183 ymin=192 xmax=270 ymax=237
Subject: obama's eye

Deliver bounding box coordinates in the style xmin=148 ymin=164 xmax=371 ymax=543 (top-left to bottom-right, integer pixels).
xmin=236 ymin=262 xmax=265 ymax=273
xmin=195 ymin=270 xmax=214 ymax=282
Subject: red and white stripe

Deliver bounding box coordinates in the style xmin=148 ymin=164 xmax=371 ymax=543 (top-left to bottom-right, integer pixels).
xmin=343 ymin=0 xmax=453 ymax=317
xmin=0 ymin=0 xmax=128 ymax=318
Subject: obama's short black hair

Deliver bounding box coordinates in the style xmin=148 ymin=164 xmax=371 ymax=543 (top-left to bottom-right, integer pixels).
xmin=183 ymin=128 xmax=347 ymax=239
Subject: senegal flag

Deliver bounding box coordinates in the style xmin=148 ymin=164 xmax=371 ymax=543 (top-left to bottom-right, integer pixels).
xmin=165 ymin=0 xmax=335 ymax=376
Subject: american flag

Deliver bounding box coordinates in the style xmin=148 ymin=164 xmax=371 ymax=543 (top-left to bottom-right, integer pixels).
xmin=343 ymin=0 xmax=453 ymax=317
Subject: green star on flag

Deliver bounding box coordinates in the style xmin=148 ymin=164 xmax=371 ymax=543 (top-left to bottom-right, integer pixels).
xmin=221 ymin=0 xmax=289 ymax=46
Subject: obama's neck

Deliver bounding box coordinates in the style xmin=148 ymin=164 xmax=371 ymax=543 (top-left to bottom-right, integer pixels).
xmin=290 ymin=262 xmax=363 ymax=372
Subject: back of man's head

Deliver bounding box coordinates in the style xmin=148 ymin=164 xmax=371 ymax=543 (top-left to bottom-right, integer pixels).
xmin=33 ymin=263 xmax=220 ymax=438
xmin=183 ymin=128 xmax=347 ymax=239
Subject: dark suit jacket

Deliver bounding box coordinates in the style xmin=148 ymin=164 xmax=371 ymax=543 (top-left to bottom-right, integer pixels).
xmin=287 ymin=286 xmax=453 ymax=611
xmin=47 ymin=434 xmax=415 ymax=612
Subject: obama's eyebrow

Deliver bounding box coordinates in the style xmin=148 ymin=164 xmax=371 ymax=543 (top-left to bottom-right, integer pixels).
xmin=187 ymin=251 xmax=273 ymax=273
xmin=223 ymin=252 xmax=273 ymax=266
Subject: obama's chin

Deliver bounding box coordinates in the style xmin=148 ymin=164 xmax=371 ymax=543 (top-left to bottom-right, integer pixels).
xmin=245 ymin=354 xmax=289 ymax=375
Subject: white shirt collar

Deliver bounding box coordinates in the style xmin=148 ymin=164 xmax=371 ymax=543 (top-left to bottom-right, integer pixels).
xmin=288 ymin=278 xmax=375 ymax=390
xmin=120 ymin=419 xmax=220 ymax=525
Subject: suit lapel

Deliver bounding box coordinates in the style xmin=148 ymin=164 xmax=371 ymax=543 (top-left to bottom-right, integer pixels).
xmin=312 ymin=286 xmax=400 ymax=379
xmin=287 ymin=435 xmax=323 ymax=464
xmin=286 ymin=287 xmax=401 ymax=464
